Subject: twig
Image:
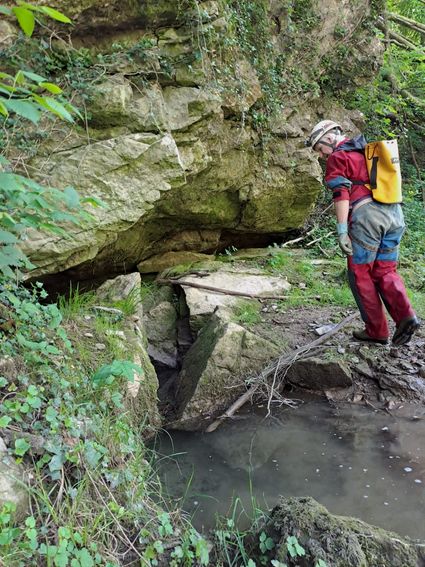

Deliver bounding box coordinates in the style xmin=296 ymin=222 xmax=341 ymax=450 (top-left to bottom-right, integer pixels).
xmin=306 ymin=231 xmax=333 ymax=247
xmin=205 ymin=311 xmax=359 ymax=432
xmin=281 ymin=228 xmax=314 ymax=248
xmin=157 ymin=278 xmax=288 ymax=301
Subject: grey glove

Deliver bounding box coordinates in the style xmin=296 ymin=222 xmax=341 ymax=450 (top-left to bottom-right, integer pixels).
xmin=338 ymin=232 xmax=353 ymax=256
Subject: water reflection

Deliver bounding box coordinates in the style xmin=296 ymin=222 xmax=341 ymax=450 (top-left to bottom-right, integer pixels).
xmin=154 ymin=402 xmax=425 ymax=539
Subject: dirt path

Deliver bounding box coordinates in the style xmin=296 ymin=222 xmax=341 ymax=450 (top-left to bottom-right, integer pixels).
xmin=252 ymin=304 xmax=425 ymax=408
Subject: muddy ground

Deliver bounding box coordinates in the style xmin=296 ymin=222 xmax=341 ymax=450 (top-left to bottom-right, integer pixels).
xmin=251 ymin=303 xmax=425 ymax=411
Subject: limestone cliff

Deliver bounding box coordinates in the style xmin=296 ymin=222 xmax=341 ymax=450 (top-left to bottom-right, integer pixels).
xmin=13 ymin=0 xmax=383 ymax=284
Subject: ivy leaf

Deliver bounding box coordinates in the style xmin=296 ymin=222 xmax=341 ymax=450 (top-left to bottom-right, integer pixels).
xmin=14 ymin=438 xmax=31 ymax=456
xmin=92 ymin=360 xmax=143 ymax=385
xmin=49 ymin=453 xmax=65 ymax=472
xmin=0 ymin=415 xmax=12 ymax=428
xmin=12 ymin=6 xmax=35 ymax=36
xmin=3 ymin=99 xmax=40 ymax=123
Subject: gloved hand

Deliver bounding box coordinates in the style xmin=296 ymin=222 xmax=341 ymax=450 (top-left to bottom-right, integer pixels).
xmin=338 ymin=233 xmax=353 ymax=255
xmin=337 ymin=222 xmax=353 ymax=256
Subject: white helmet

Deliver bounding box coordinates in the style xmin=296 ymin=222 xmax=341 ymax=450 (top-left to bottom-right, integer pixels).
xmin=305 ymin=120 xmax=342 ymax=148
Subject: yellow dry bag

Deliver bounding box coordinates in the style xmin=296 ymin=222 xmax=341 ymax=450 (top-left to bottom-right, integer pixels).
xmin=365 ymin=139 xmax=402 ymax=204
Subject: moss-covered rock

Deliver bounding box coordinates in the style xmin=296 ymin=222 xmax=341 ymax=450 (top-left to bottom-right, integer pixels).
xmin=172 ymin=308 xmax=280 ymax=430
xmin=260 ymin=496 xmax=425 ymax=567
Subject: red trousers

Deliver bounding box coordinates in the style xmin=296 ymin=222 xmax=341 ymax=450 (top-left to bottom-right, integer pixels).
xmin=348 ymin=201 xmax=415 ymax=339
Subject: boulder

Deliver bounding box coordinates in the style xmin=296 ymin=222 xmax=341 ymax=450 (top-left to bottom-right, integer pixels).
xmin=286 ymin=357 xmax=353 ymax=390
xmin=180 ymin=265 xmax=290 ymax=332
xmin=141 ymin=286 xmax=179 ymax=370
xmin=0 ymin=446 xmax=29 ymax=522
xmin=259 ymin=496 xmax=424 ymax=567
xmin=95 ymin=273 xmax=142 ymax=303
xmin=172 ymin=309 xmax=280 ymax=430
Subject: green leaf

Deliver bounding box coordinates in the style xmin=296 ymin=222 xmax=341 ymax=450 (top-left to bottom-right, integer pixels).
xmin=81 ymin=196 xmax=107 ymax=208
xmin=0 ymin=416 xmax=12 ymax=428
xmin=63 ymin=186 xmax=80 ymax=208
xmin=92 ymin=360 xmax=143 ymax=385
xmin=0 ymin=100 xmax=8 ymax=116
xmin=21 ymin=70 xmax=47 ymax=83
xmin=0 ymin=230 xmax=18 ymax=244
xmin=25 ymin=516 xmax=36 ymax=528
xmin=36 ymin=96 xmax=74 ymax=122
xmin=14 ymin=438 xmax=30 ymax=456
xmin=39 ymin=6 xmax=72 ymax=24
xmin=39 ymin=82 xmax=62 ymax=94
xmin=49 ymin=453 xmax=65 ymax=472
xmin=3 ymin=98 xmax=40 ymax=123
xmin=0 ymin=6 xmax=12 ymax=16
xmin=12 ymin=6 xmax=35 ymax=36
xmin=77 ymin=547 xmax=95 ymax=567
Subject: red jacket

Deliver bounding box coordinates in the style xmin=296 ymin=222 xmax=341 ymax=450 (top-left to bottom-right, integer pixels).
xmin=325 ymin=138 xmax=372 ymax=206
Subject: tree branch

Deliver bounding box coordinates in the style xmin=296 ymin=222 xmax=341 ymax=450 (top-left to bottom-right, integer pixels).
xmin=386 ymin=11 xmax=425 ymax=36
xmin=157 ymin=277 xmax=289 ymax=301
xmin=205 ymin=311 xmax=359 ymax=432
xmin=376 ymin=20 xmax=418 ymax=49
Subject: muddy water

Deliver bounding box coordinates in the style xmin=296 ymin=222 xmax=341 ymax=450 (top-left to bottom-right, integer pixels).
xmin=155 ymin=402 xmax=425 ymax=539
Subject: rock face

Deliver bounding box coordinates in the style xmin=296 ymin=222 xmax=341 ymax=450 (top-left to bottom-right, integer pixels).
xmin=19 ymin=0 xmax=382 ymax=286
xmin=260 ymin=496 xmax=425 ymax=567
xmin=93 ymin=273 xmax=162 ymax=432
xmin=0 ymin=442 xmax=29 ymax=522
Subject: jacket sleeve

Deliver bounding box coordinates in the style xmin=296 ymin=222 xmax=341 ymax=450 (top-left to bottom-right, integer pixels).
xmin=325 ymin=152 xmax=351 ymax=202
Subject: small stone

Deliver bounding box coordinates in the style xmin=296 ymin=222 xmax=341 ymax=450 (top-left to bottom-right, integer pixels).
xmin=314 ymin=324 xmax=336 ymax=336
xmin=95 ymin=343 xmax=106 ymax=351
xmin=106 ymin=330 xmax=125 ymax=338
xmin=84 ymin=332 xmax=94 ymax=338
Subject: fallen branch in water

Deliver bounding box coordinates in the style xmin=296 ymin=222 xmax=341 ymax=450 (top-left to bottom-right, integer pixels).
xmin=205 ymin=311 xmax=359 ymax=433
xmin=157 ymin=277 xmax=288 ymax=301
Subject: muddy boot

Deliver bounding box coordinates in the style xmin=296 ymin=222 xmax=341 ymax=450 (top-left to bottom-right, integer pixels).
xmin=392 ymin=316 xmax=421 ymax=346
xmin=352 ymin=329 xmax=388 ymax=345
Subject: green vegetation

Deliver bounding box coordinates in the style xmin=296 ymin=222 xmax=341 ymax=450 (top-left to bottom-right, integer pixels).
xmin=232 ymin=300 xmax=262 ymax=326
xmin=0 ymin=0 xmax=424 ymax=565
xmin=264 ymin=248 xmax=354 ymax=309
xmin=343 ymin=0 xmax=425 ymax=200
